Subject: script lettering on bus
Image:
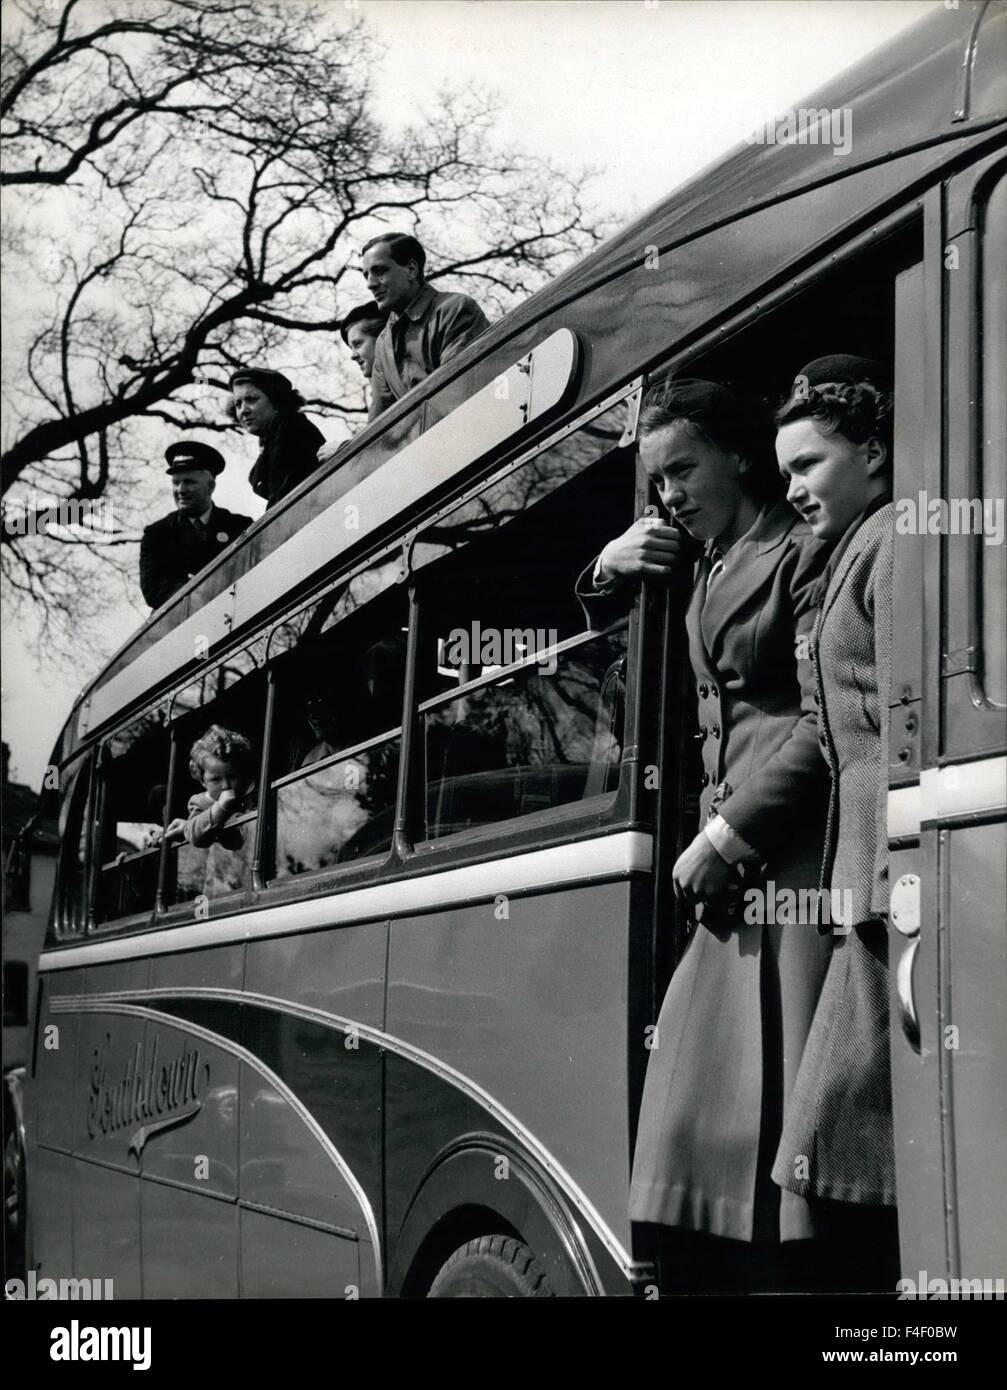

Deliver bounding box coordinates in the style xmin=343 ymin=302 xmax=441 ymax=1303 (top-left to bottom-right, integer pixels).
xmin=87 ymin=1032 xmax=208 ymax=1156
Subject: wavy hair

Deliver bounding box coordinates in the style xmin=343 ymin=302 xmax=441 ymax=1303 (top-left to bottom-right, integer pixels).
xmin=188 ymin=725 xmax=256 ymax=782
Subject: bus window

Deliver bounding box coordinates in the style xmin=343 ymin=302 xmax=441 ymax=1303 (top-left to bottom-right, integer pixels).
xmin=267 ymin=589 xmax=407 ymax=879
xmin=52 ymin=755 xmax=91 ymax=939
xmin=980 ymin=171 xmax=1006 ymax=709
xmin=95 ymin=710 xmax=170 ymax=925
xmin=164 ymin=660 xmax=267 ymax=909
xmin=421 ymin=628 xmax=627 ymax=839
xmin=415 ymin=435 xmax=635 ymax=842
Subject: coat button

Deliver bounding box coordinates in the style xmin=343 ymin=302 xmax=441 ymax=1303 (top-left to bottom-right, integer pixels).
xmin=698 ymin=683 xmax=708 ymax=698
xmin=711 ymin=725 xmax=721 ymax=738
xmin=701 ymin=772 xmax=710 ymax=787
xmin=710 ymin=684 xmax=719 ymax=699
xmin=699 ymin=726 xmax=708 ymax=740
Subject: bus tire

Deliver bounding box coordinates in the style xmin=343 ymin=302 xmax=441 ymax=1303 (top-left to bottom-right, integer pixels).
xmin=427 ymin=1234 xmax=555 ymax=1298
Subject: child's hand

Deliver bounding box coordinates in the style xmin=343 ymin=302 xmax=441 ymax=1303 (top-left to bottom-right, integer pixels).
xmin=216 ymin=789 xmax=238 ymax=814
xmin=161 ymin=817 xmax=188 ymax=844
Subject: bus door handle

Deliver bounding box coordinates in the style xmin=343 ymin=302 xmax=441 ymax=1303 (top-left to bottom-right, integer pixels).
xmin=891 ymin=873 xmax=921 ymax=1054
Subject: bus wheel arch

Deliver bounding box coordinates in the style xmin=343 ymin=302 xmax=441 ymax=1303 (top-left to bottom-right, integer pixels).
xmin=388 ymin=1142 xmax=599 ymax=1297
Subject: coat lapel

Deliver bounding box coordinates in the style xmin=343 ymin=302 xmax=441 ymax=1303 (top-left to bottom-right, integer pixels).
xmin=685 ymin=559 xmax=719 ymax=684
xmin=817 ymin=524 xmax=871 ymax=634
xmin=699 ymin=501 xmax=798 ymax=658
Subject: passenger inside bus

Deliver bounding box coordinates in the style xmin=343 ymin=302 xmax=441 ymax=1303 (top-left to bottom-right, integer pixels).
xmin=159 ymin=724 xmax=258 ymax=898
xmin=271 ymin=626 xmax=407 ymax=876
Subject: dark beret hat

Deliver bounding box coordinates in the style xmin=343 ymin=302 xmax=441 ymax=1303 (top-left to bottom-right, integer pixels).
xmin=229 ymin=367 xmax=294 ymax=396
xmin=793 ymin=355 xmax=892 ymax=394
xmin=165 ymin=440 xmax=226 ymax=476
xmin=340 ymin=301 xmax=388 ymax=344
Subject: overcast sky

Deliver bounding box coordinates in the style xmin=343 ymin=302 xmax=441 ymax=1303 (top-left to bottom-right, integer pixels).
xmin=1 ymin=0 xmax=940 ymax=787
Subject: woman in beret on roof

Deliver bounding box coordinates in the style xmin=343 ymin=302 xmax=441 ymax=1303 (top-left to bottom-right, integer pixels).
xmin=230 ymin=368 xmax=326 ymax=508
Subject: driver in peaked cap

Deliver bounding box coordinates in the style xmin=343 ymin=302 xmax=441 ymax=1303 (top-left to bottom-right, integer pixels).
xmin=139 ymin=441 xmax=253 ymax=610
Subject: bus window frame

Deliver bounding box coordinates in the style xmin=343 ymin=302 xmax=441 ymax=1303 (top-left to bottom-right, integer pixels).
xmin=392 ymin=396 xmax=649 ymax=868
xmin=49 ymin=751 xmax=94 ymax=943
xmin=943 ymin=150 xmax=1007 ymax=757
xmin=238 ymin=382 xmax=651 ymax=906
xmin=149 ymin=644 xmax=270 ymax=927
xmin=90 ymin=701 xmax=172 ymax=934
xmin=410 ymin=620 xmax=633 ymax=856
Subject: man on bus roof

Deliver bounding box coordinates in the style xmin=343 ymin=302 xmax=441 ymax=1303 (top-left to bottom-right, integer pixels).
xmin=362 ymin=233 xmax=490 ymax=421
xmin=139 ymin=442 xmax=252 ymax=610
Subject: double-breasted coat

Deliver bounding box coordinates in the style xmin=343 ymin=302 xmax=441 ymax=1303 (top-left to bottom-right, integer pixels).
xmin=581 ymin=500 xmax=833 ymax=1241
xmin=772 ymin=502 xmax=896 ymax=1207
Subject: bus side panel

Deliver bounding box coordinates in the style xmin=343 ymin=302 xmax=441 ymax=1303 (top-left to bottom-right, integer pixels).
xmin=384 ymin=879 xmax=634 ymax=1267
xmin=889 ymin=840 xmax=947 ymax=1278
xmin=72 ymin=1162 xmax=143 ymax=1297
xmin=138 ymin=945 xmax=243 ymax=1296
xmin=945 ymin=820 xmax=1007 ymax=1276
xmin=239 ymin=1209 xmax=360 ymax=1299
xmin=69 ymin=959 xmax=148 ymax=1295
xmin=240 ymin=924 xmax=386 ymax=1296
xmin=32 ymin=967 xmax=81 ymax=1151
xmin=27 ymin=1148 xmax=74 ymax=1283
xmin=141 ymin=1185 xmax=238 ymax=1299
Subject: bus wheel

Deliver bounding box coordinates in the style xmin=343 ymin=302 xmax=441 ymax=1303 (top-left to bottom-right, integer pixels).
xmin=428 ymin=1234 xmax=554 ymax=1298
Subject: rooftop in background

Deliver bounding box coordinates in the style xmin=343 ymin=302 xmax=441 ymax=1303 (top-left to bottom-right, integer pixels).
xmin=2 ymin=742 xmax=58 ymax=849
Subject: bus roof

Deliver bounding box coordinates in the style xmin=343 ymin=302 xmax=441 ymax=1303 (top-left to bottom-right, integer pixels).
xmin=55 ymin=0 xmax=1005 ymax=765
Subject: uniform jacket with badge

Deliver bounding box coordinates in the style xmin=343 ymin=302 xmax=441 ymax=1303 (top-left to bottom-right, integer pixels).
xmin=139 ymin=505 xmax=252 ymax=609
xmin=579 ymin=501 xmax=834 ymax=1241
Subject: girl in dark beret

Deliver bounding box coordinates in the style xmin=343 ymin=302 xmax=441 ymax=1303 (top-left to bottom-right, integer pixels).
xmin=772 ymin=354 xmax=898 ymax=1290
xmin=230 ymin=368 xmax=326 ymax=508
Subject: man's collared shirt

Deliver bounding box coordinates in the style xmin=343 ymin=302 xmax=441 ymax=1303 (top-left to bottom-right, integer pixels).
xmin=368 ymin=283 xmax=490 ymax=420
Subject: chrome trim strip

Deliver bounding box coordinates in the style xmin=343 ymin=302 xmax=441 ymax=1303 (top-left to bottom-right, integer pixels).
xmin=40 ymin=831 xmax=653 ymax=970
xmin=49 ymin=996 xmax=383 ymax=1289
xmin=888 ymin=756 xmax=1007 ymax=837
xmin=50 ymin=985 xmax=625 ymax=1284
xmin=887 ymin=783 xmax=922 ymax=840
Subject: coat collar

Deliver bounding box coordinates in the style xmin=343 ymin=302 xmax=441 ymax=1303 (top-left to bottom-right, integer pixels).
xmin=817 ymin=499 xmax=893 ymax=629
xmin=690 ymin=500 xmax=805 ymax=662
xmin=700 ymin=498 xmax=798 ymax=564
xmin=390 ymin=283 xmax=437 ymax=326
